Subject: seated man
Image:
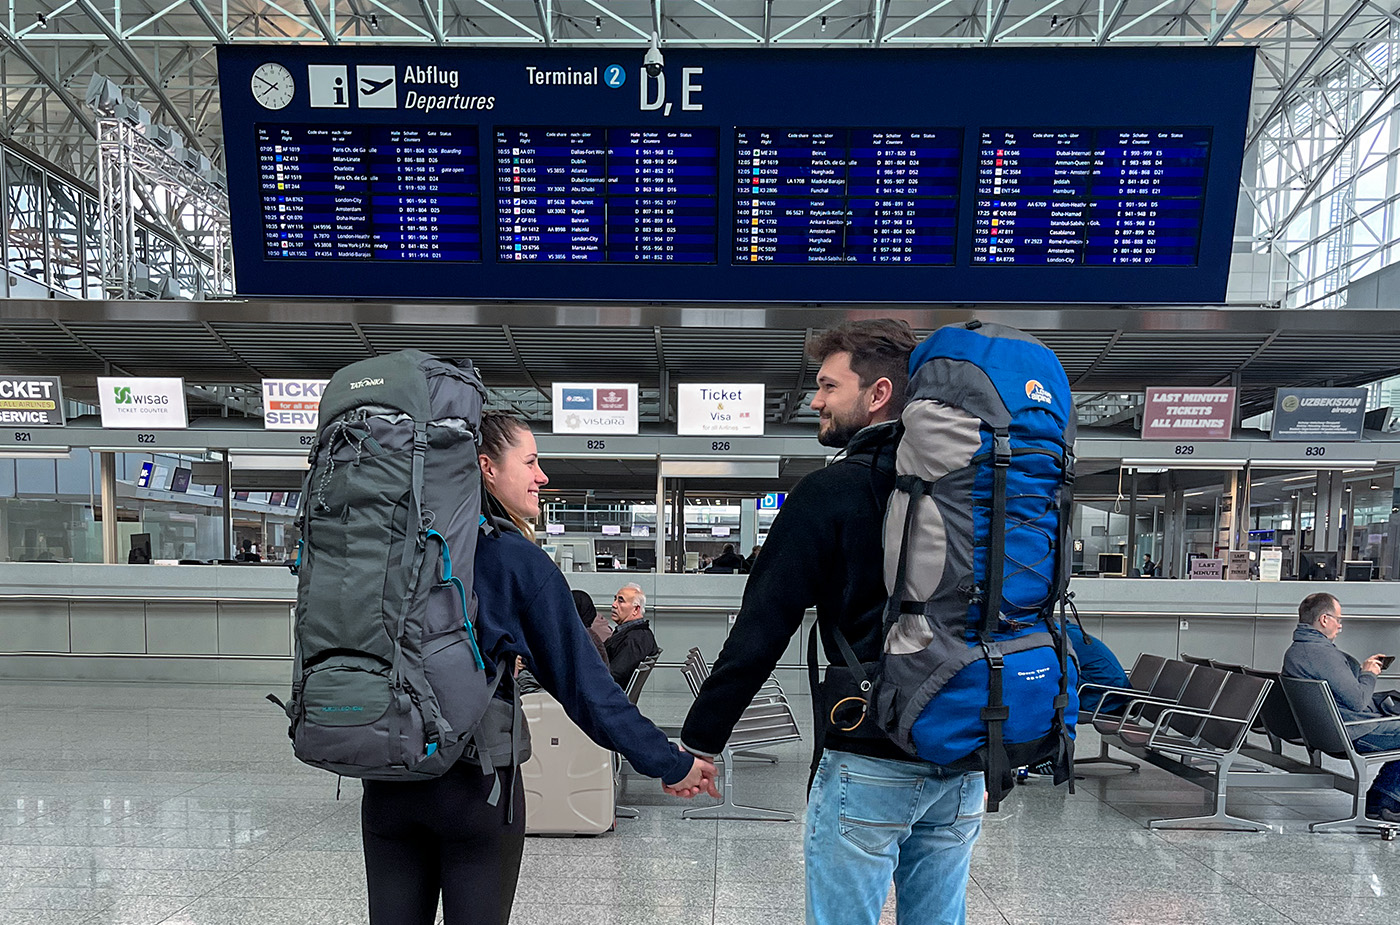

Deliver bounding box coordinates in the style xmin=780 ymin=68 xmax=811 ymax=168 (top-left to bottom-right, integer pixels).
xmin=605 ymin=583 xmax=659 ymax=688
xmin=709 ymin=544 xmax=746 ymax=572
xmin=1283 ymin=592 xmax=1400 ymax=821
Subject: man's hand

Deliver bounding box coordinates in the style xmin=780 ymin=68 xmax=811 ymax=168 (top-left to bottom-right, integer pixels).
xmin=663 ymin=753 xmax=721 ymax=799
xmin=1362 ymin=654 xmax=1386 ymax=675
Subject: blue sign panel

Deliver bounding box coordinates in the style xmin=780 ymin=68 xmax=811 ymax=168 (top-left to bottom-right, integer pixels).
xmin=759 ymin=492 xmax=787 ymax=511
xmin=218 ymin=46 xmax=1253 ymax=303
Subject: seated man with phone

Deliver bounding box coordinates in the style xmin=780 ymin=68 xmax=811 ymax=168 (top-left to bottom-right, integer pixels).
xmin=1284 ymin=592 xmax=1400 ymax=821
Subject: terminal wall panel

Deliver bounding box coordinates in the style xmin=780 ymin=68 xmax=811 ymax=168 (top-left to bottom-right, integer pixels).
xmin=1177 ymin=615 xmax=1255 ymax=667
xmin=145 ymin=602 xmax=220 ymax=656
xmin=217 ymin=604 xmax=292 ymax=657
xmin=69 ymin=602 xmax=146 ymax=654
xmin=0 ymin=601 xmax=69 ymax=652
xmin=1253 ymin=615 xmax=1299 ymax=671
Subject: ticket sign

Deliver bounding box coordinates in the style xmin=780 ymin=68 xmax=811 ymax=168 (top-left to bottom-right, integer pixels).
xmin=1141 ymin=387 xmax=1235 ymax=440
xmin=678 ymin=384 xmax=765 ymax=436
xmin=97 ymin=377 xmax=187 ymax=429
xmin=1271 ymin=388 xmax=1367 ymax=441
xmin=0 ymin=376 xmax=64 ymax=426
xmin=1189 ymin=557 xmax=1224 ymax=580
xmin=262 ymin=379 xmax=329 ymax=431
xmin=551 ymin=383 xmax=639 ymax=435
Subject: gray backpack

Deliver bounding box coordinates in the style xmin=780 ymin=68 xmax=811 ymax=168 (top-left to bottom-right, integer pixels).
xmin=274 ymin=350 xmax=498 ymax=781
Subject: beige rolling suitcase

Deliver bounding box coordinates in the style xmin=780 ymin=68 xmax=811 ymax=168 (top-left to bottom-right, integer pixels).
xmin=520 ymin=690 xmax=616 ymax=835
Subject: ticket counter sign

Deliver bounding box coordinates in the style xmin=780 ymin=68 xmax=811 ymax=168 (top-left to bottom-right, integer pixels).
xmin=551 ymin=383 xmax=638 ymax=435
xmin=677 ymin=384 xmax=765 ymax=436
xmin=1270 ymin=388 xmax=1367 ymax=441
xmin=97 ymin=377 xmax=187 ymax=429
xmin=1141 ymin=387 xmax=1235 ymax=440
xmin=1189 ymin=557 xmax=1224 ymax=580
xmin=262 ymin=379 xmax=328 ymax=431
xmin=0 ymin=376 xmax=64 ymax=426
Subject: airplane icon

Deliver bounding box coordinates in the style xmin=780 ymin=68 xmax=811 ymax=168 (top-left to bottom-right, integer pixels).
xmin=360 ymin=77 xmax=393 ymax=95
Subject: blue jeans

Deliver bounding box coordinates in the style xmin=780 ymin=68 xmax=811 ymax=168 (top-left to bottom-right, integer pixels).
xmin=805 ymin=750 xmax=983 ymax=925
xmin=1354 ymin=722 xmax=1400 ymax=809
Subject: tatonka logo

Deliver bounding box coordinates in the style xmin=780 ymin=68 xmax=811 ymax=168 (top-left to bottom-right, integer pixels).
xmin=349 ymin=377 xmax=384 ymax=390
xmin=114 ymin=386 xmax=133 ymax=404
xmin=1025 ymin=380 xmax=1053 ymax=405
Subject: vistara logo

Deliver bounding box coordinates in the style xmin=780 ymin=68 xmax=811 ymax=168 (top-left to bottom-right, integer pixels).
xmin=1025 ymin=380 xmax=1053 ymax=405
xmin=349 ymin=377 xmax=385 ymax=390
xmin=114 ymin=386 xmax=133 ymax=404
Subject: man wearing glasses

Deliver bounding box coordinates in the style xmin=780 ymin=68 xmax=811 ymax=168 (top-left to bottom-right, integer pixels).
xmin=1284 ymin=592 xmax=1400 ymax=821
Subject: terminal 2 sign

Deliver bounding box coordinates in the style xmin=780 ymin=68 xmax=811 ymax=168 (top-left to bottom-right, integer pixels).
xmin=1141 ymin=387 xmax=1236 ymax=441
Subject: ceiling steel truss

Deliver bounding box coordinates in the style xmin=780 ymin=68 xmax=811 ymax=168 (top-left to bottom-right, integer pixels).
xmin=2 ymin=2 xmax=1400 ymax=307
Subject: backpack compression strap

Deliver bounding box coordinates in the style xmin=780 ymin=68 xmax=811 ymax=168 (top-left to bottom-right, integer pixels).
xmin=1050 ymin=450 xmax=1077 ymax=790
xmin=981 ymin=429 xmax=1013 ymax=810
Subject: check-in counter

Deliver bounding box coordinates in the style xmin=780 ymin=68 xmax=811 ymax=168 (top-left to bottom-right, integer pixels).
xmin=2 ymin=565 xmax=1398 ymax=687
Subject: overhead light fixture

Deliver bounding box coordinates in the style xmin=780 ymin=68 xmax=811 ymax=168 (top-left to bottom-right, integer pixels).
xmin=84 ymin=74 xmax=124 ymax=116
xmin=1122 ymin=457 xmax=1248 ymax=470
xmin=821 ymin=15 xmax=828 ymax=31
xmin=36 ymin=12 xmax=48 ymax=27
xmin=0 ymin=448 xmax=71 ymax=459
xmin=595 ymin=15 xmax=602 ymax=31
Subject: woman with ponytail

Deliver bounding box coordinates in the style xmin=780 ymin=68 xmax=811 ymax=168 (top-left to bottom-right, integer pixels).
xmin=359 ymin=410 xmax=717 ymax=925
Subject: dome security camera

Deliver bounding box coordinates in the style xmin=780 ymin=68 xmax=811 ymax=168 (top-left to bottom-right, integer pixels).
xmin=644 ymin=32 xmax=664 ymax=77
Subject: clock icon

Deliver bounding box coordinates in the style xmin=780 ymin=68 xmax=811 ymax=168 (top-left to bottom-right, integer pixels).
xmin=251 ymin=63 xmax=294 ymax=110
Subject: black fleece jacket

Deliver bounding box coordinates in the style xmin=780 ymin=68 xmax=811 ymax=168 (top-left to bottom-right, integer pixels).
xmin=681 ymin=421 xmax=912 ymax=763
xmin=473 ymin=528 xmax=692 ymax=785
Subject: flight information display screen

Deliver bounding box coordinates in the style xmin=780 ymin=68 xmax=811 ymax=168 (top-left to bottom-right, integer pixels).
xmin=732 ymin=128 xmax=961 ymax=265
xmin=218 ymin=47 xmax=1255 ymax=303
xmin=493 ymin=127 xmax=718 ymax=263
xmin=256 ymin=124 xmax=481 ymax=261
xmin=970 ymin=128 xmax=1211 ymax=267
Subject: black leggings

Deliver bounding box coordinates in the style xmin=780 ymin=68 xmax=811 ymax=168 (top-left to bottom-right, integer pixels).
xmin=361 ymin=763 xmax=526 ymax=925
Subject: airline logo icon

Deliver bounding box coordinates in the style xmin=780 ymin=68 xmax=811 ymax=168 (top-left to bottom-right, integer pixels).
xmin=356 ymin=65 xmax=397 ymax=108
xmin=561 ymin=388 xmax=594 ymax=410
xmin=597 ymin=389 xmax=629 ymax=411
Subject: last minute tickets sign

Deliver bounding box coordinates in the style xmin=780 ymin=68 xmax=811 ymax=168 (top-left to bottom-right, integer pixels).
xmin=1141 ymin=387 xmax=1236 ymax=441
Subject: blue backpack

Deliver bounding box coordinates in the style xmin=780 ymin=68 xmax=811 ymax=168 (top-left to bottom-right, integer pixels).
xmin=877 ymin=320 xmax=1078 ymax=809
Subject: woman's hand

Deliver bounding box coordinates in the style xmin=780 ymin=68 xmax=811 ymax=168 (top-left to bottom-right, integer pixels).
xmin=662 ymin=749 xmax=720 ymax=799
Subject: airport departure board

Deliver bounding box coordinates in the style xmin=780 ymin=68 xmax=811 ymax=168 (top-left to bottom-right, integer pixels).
xmin=733 ymin=129 xmax=961 ymax=265
xmin=493 ymin=127 xmax=718 ymax=263
xmin=970 ymin=128 xmax=1211 ymax=267
xmin=218 ymin=47 xmax=1256 ymax=303
xmin=256 ymin=124 xmax=481 ymax=261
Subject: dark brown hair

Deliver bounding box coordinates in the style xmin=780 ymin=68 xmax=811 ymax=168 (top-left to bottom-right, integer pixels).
xmin=479 ymin=410 xmax=530 ymax=461
xmin=1299 ymin=592 xmax=1339 ymax=625
xmin=809 ymin=319 xmax=918 ymax=407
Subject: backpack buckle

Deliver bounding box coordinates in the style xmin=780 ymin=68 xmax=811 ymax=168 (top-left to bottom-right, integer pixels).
xmin=993 ymin=433 xmax=1012 ymax=467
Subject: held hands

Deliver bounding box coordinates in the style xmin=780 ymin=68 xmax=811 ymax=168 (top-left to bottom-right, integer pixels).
xmin=1363 ymin=654 xmax=1387 ymax=676
xmin=662 ymin=749 xmax=721 ymax=799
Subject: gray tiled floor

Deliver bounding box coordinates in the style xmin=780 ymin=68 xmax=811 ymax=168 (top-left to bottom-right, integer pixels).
xmin=0 ymin=679 xmax=1392 ymax=924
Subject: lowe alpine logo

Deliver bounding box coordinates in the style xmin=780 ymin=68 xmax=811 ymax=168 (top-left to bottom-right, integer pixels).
xmin=1025 ymin=380 xmax=1053 ymax=405
xmin=348 ymin=377 xmax=385 ymax=390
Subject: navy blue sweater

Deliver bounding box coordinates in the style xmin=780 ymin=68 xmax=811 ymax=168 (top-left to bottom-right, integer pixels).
xmin=473 ymin=527 xmax=693 ymax=786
